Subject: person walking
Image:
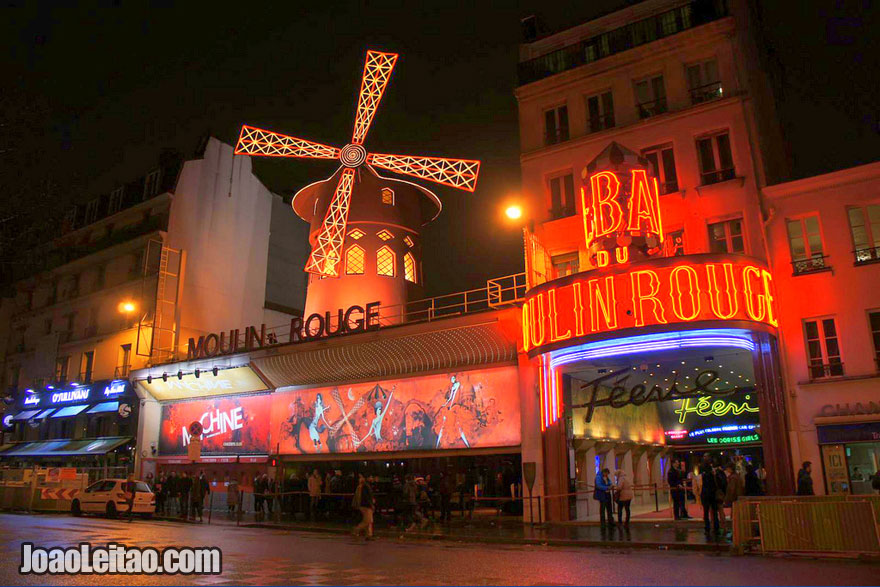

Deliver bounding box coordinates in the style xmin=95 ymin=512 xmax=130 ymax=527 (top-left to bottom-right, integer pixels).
xmin=227 ymin=474 xmax=239 ymax=516
xmin=744 ymin=464 xmax=763 ymax=496
xmin=155 ymin=473 xmax=166 ymax=515
xmin=667 ymin=458 xmax=687 ymax=520
xmin=308 ymin=469 xmax=323 ymax=521
xmin=723 ymin=463 xmax=743 ymax=527
xmin=614 ymin=469 xmax=634 ymax=527
xmin=404 ymin=474 xmax=427 ymax=531
xmin=178 ymin=472 xmax=192 ymax=519
xmin=594 ymin=468 xmax=614 ymax=528
xmin=352 ymin=474 xmax=375 ymax=540
xmin=166 ymin=472 xmax=178 ymax=516
xmin=123 ymin=473 xmax=137 ymax=523
xmin=797 ymin=461 xmax=815 ymax=496
xmin=191 ymin=470 xmax=210 ymax=522
xmin=438 ymin=472 xmax=453 ymax=523
xmin=699 ymin=455 xmax=722 ymax=535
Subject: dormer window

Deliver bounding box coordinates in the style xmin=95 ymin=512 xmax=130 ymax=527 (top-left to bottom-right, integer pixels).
xmin=403 ymin=235 xmax=414 ymax=248
xmin=377 ymin=229 xmax=394 ymax=241
xmin=349 ymin=228 xmax=366 ymax=240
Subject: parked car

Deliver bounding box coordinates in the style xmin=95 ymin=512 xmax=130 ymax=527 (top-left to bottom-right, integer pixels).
xmin=71 ymin=478 xmax=155 ymax=518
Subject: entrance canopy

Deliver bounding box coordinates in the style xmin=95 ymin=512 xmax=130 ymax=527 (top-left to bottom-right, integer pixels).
xmin=0 ymin=437 xmax=131 ymax=458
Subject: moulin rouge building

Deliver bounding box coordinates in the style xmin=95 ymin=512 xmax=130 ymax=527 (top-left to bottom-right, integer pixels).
xmin=127 ymin=0 xmax=879 ymax=523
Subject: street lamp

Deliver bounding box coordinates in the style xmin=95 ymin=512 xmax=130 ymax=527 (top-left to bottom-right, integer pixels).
xmin=505 ymin=205 xmax=523 ymax=220
xmin=118 ymin=301 xmax=136 ymax=314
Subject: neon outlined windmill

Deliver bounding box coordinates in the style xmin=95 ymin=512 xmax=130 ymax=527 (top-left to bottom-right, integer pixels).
xmin=235 ymin=50 xmax=481 ymax=277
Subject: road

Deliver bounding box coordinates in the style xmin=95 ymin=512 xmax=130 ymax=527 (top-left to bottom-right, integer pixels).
xmin=0 ymin=513 xmax=877 ymax=586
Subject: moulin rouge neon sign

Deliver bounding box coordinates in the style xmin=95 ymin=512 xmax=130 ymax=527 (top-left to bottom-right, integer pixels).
xmin=523 ymin=254 xmax=777 ymax=355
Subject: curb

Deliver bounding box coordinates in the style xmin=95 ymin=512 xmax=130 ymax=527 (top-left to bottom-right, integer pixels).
xmin=238 ymin=522 xmax=731 ymax=552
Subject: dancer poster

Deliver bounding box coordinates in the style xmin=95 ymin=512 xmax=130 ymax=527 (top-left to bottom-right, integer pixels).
xmin=270 ymin=366 xmax=520 ymax=454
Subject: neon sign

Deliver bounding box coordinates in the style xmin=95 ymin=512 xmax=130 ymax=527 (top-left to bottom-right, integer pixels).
xmin=707 ymin=433 xmax=760 ymax=445
xmin=50 ymin=388 xmax=90 ymax=404
xmin=103 ymin=381 xmax=127 ymax=397
xmin=23 ymin=395 xmax=40 ymax=406
xmin=674 ymin=394 xmax=759 ymax=424
xmin=523 ymin=254 xmax=778 ymax=356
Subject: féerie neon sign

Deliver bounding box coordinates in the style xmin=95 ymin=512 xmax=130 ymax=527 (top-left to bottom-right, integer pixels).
xmin=674 ymin=393 xmax=759 ymax=424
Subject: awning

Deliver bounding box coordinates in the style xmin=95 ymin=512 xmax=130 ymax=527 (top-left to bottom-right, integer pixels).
xmin=11 ymin=409 xmax=41 ymax=421
xmin=86 ymin=401 xmax=119 ymax=414
xmin=50 ymin=404 xmax=90 ymax=418
xmin=34 ymin=408 xmax=57 ymax=419
xmin=0 ymin=436 xmax=132 ymax=457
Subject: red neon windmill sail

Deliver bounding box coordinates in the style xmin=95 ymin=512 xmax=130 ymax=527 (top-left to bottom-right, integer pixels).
xmin=234 ymin=49 xmax=481 ymax=277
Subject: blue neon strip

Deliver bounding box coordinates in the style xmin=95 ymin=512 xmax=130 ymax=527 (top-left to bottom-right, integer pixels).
xmin=548 ymin=328 xmax=755 ymax=370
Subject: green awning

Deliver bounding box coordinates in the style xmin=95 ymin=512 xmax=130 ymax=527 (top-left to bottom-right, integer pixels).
xmin=0 ymin=436 xmax=132 ymax=457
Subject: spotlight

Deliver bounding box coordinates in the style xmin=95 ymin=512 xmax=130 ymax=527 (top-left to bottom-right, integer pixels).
xmin=195 ymin=369 xmax=200 ymax=378
xmin=177 ymin=371 xmax=183 ymax=380
xmin=212 ymin=367 xmax=219 ymax=376
xmin=162 ymin=373 xmax=168 ymax=382
xmin=704 ymin=356 xmax=714 ymax=362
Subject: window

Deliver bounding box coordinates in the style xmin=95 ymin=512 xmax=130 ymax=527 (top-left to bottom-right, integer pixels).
xmin=144 ymin=169 xmax=160 ymax=199
xmin=586 ymin=91 xmax=614 ymax=133
xmin=381 ymin=188 xmax=395 ymax=205
xmin=404 ymin=252 xmax=417 ymax=283
xmin=869 ymin=311 xmax=880 ymax=370
xmin=787 ymin=216 xmax=828 ymax=274
xmin=376 ymin=246 xmax=395 ymax=277
xmin=84 ymin=199 xmax=99 ymax=225
xmin=403 ymin=235 xmax=414 ymax=248
xmin=848 ymin=204 xmax=880 ymax=264
xmin=544 ymin=105 xmax=569 ymax=145
xmin=549 ymin=173 xmax=575 ymax=219
xmin=686 ymin=59 xmax=722 ymax=104
xmin=634 ymin=75 xmax=667 ymax=119
xmin=641 ymin=144 xmax=678 ymax=194
xmin=108 ymin=187 xmax=124 ymax=215
xmin=708 ymin=218 xmax=745 ymax=254
xmin=345 ymin=245 xmax=365 ymax=275
xmin=696 ymin=132 xmax=735 ymax=185
xmin=551 ymin=253 xmax=579 ymax=278
xmin=54 ymin=357 xmax=69 ymax=384
xmin=376 ymin=229 xmax=394 ymax=241
xmin=665 ymin=228 xmax=685 ymax=256
xmin=117 ymin=344 xmax=131 ymax=378
xmin=80 ymin=351 xmax=94 ymax=383
xmin=804 ymin=318 xmax=844 ymax=379
xmin=349 ymin=228 xmax=365 ymax=240
xmin=96 ymin=264 xmax=107 ymax=289
xmin=86 ymin=307 xmax=99 ymax=337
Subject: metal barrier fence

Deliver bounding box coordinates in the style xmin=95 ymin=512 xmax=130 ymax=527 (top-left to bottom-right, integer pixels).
xmin=732 ymin=495 xmax=880 ymax=555
xmin=543 ymin=484 xmax=667 ymax=522
xmin=0 ymin=466 xmax=97 ymax=512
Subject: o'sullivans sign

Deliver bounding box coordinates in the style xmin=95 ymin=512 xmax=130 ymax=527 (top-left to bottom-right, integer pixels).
xmin=522 ymin=254 xmax=778 ymax=356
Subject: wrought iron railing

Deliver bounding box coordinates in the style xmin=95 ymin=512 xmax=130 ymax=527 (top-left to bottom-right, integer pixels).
xmin=809 ymin=361 xmax=844 ymax=380
xmin=544 ymin=129 xmax=569 ymax=146
xmin=636 ymin=97 xmax=668 ymax=119
xmin=700 ymin=167 xmax=736 ymax=185
xmin=518 ymin=0 xmax=730 ymax=85
xmin=115 ymin=365 xmax=131 ymax=378
xmin=689 ymin=81 xmax=723 ymax=104
xmin=588 ymin=113 xmax=615 ymax=134
xmin=791 ymin=255 xmax=830 ymax=276
xmin=854 ymin=246 xmax=880 ymax=265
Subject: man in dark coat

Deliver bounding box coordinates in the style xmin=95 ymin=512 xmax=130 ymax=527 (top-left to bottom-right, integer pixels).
xmin=699 ymin=455 xmax=722 ymax=535
xmin=797 ymin=461 xmax=815 ymax=496
xmin=667 ymin=459 xmax=687 ymax=520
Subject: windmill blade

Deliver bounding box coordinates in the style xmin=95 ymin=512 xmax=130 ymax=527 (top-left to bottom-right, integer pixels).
xmin=367 ymin=153 xmax=481 ymax=192
xmin=235 ymin=125 xmax=340 ymax=160
xmin=351 ymin=50 xmax=399 ymax=145
xmin=305 ymin=168 xmax=356 ymax=277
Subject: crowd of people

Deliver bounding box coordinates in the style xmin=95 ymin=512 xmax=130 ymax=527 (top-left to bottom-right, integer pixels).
xmin=146 ymin=470 xmax=211 ymax=522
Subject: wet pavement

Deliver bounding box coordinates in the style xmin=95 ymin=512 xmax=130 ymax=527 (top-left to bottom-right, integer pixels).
xmin=2 ymin=513 xmax=878 ymax=585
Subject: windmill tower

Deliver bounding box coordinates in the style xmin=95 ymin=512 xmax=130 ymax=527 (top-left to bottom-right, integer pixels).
xmin=235 ymin=50 xmax=480 ymax=320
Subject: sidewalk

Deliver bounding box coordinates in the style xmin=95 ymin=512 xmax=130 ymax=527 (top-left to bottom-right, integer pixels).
xmin=162 ymin=510 xmax=732 ymax=551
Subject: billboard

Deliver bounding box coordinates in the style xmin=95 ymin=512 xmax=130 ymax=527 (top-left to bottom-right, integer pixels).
xmin=158 ymin=394 xmax=272 ymax=455
xmin=141 ymin=366 xmax=268 ymax=401
xmin=271 ymin=366 xmax=521 ymax=455
xmin=658 ymin=387 xmax=761 ymax=446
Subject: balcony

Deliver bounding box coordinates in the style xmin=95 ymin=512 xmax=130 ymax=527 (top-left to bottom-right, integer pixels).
xmin=791 ymin=255 xmax=831 ymax=276
xmin=115 ymin=365 xmax=131 ymax=378
xmin=587 ymin=113 xmax=615 ymax=134
xmin=78 ymin=371 xmax=93 ymax=384
xmin=658 ymin=180 xmax=680 ymax=195
xmin=854 ymin=246 xmax=880 ymax=265
xmin=636 ymin=98 xmax=668 ymax=120
xmin=809 ymin=362 xmax=844 ymax=381
xmin=549 ymin=206 xmax=577 ymax=221
xmin=689 ymin=81 xmax=723 ymax=104
xmin=517 ymin=0 xmax=730 ymax=86
xmin=544 ymin=129 xmax=570 ymax=146
xmin=700 ymin=168 xmax=736 ymax=185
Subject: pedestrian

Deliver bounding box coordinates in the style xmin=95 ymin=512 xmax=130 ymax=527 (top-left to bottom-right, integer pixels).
xmin=692 ymin=466 xmax=703 ymax=506
xmin=667 ymin=458 xmax=687 ymax=520
xmin=714 ymin=461 xmax=728 ymax=523
xmin=123 ymin=473 xmax=137 ymax=523
xmin=438 ymin=472 xmax=453 ymax=523
xmin=744 ymin=464 xmax=763 ymax=496
xmin=166 ymin=472 xmax=178 ymax=516
xmin=871 ymin=469 xmax=880 ymax=494
xmin=155 ymin=473 xmax=166 ymax=515
xmin=723 ymin=463 xmax=743 ymax=525
xmin=796 ymin=461 xmax=814 ymax=496
xmin=699 ymin=455 xmax=722 ymax=535
xmin=594 ymin=467 xmax=613 ymax=528
xmin=352 ymin=474 xmax=375 ymax=540
xmin=404 ymin=474 xmax=427 ymax=530
xmin=756 ymin=463 xmax=767 ymax=492
xmin=178 ymin=472 xmax=192 ymax=519
xmin=614 ymin=469 xmax=633 ymax=526
xmin=253 ymin=474 xmax=266 ymax=519
xmin=191 ymin=470 xmax=210 ymax=522
xmin=265 ymin=474 xmax=275 ymax=516
xmin=226 ymin=474 xmax=239 ymax=516
xmin=308 ymin=469 xmax=322 ymax=521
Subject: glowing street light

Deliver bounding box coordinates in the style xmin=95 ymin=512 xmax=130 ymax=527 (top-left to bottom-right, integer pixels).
xmin=505 ymin=205 xmax=523 ymax=220
xmin=118 ymin=301 xmax=136 ymax=314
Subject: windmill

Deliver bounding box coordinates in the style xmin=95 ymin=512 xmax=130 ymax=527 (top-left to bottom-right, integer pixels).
xmin=234 ymin=50 xmax=481 ymax=297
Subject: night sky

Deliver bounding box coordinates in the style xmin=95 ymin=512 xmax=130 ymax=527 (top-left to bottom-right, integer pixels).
xmin=2 ymin=1 xmax=877 ymax=297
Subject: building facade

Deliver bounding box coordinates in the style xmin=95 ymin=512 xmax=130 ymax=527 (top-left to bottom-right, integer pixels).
xmin=763 ymin=162 xmax=880 ymax=495
xmin=0 ymin=137 xmax=309 ymax=469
